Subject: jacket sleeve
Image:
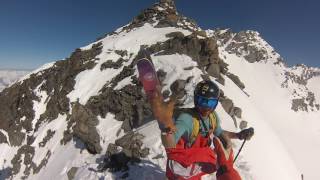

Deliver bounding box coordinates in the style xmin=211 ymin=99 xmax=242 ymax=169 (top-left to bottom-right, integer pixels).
xmin=174 ymin=113 xmax=193 ymax=144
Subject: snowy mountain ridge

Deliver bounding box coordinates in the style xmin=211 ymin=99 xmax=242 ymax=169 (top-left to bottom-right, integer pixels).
xmin=0 ymin=1 xmax=319 ymax=180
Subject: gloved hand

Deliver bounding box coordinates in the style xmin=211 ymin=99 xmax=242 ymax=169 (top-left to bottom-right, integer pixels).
xmin=150 ymin=88 xmax=176 ymax=133
xmin=237 ymin=127 xmax=254 ymax=140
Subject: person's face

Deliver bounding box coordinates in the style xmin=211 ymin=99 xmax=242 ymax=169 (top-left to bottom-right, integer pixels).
xmin=197 ymin=106 xmax=214 ymax=118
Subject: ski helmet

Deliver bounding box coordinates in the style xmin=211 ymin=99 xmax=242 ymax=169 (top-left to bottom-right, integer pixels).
xmin=194 ymin=80 xmax=220 ymax=109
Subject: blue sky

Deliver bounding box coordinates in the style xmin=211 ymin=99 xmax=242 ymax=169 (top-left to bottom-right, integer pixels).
xmin=0 ymin=0 xmax=319 ymax=70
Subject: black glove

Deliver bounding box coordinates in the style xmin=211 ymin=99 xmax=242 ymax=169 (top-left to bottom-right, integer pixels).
xmin=237 ymin=127 xmax=254 ymax=140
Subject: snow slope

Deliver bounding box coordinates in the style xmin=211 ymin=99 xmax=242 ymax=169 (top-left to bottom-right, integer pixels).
xmin=218 ymin=43 xmax=320 ymax=180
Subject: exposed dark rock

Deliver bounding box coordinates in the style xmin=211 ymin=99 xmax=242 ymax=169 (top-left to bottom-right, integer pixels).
xmin=149 ymin=32 xmax=222 ymax=71
xmin=0 ymin=131 xmax=8 ymax=144
xmin=87 ymin=82 xmax=152 ymax=132
xmin=61 ymin=115 xmax=74 ymax=145
xmin=157 ymin=69 xmax=167 ymax=84
xmin=39 ymin=43 xmax=102 ymax=124
xmin=225 ymin=31 xmax=268 ymax=63
xmin=101 ymin=151 xmax=130 ymax=172
xmin=162 ymin=90 xmax=171 ymax=99
xmin=170 ymin=79 xmax=187 ymax=99
xmin=282 ymin=65 xmax=320 ymax=89
xmin=219 ymin=96 xmax=242 ymax=124
xmin=210 ymin=29 xmax=234 ymax=45
xmin=8 ymin=131 xmax=25 ymax=147
xmin=32 ymin=150 xmax=51 ymax=174
xmin=220 ymin=97 xmax=234 ymax=114
xmin=11 ymin=145 xmax=35 ymax=177
xmin=71 ymin=102 xmax=102 ymax=154
xmin=39 ymin=130 xmax=55 ymax=147
xmin=114 ymin=50 xmax=128 ymax=57
xmin=184 ymin=66 xmax=194 ymax=70
xmin=194 ymin=30 xmax=207 ymax=37
xmin=292 ymin=98 xmax=307 ymax=112
xmin=206 ymin=63 xmax=220 ymax=78
xmin=86 ymin=50 xmax=157 ymax=132
xmin=106 ymin=143 xmax=120 ymax=157
xmin=239 ymin=120 xmax=248 ymax=130
xmin=227 ymin=73 xmax=245 ymax=89
xmin=291 ymin=92 xmax=319 ymax=112
xmin=0 ymin=42 xmax=102 ymax=147
xmin=67 ymin=167 xmax=78 ymax=180
xmin=233 ymin=107 xmax=242 ymax=118
xmin=100 ymin=58 xmax=126 ymax=70
xmin=219 ymin=60 xmax=229 ymax=75
xmin=216 ymin=75 xmax=225 ymax=85
xmin=110 ymin=66 xmax=135 ymax=89
xmin=119 ymin=0 xmax=200 ymax=34
xmin=165 ymin=31 xmax=185 ymax=39
xmin=99 ymin=132 xmax=149 ymax=172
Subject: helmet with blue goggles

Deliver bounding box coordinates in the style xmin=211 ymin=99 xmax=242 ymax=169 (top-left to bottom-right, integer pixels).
xmin=195 ymin=95 xmax=219 ymax=109
xmin=194 ymin=80 xmax=220 ymax=109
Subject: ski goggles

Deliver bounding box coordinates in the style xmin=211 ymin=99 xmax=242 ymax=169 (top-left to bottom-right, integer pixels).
xmin=195 ymin=95 xmax=219 ymax=109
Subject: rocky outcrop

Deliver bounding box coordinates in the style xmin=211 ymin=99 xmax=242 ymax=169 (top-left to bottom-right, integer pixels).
xmin=283 ymin=64 xmax=320 ymax=88
xmin=86 ymin=82 xmax=152 ymax=133
xmin=100 ymin=58 xmax=126 ymax=70
xmin=149 ymin=32 xmax=225 ymax=78
xmin=208 ymin=28 xmax=234 ymax=46
xmin=226 ymin=72 xmax=245 ymax=89
xmin=67 ymin=167 xmax=78 ymax=180
xmin=292 ymin=92 xmax=320 ymax=112
xmin=98 ymin=132 xmax=149 ymax=172
xmin=0 ymin=42 xmax=102 ymax=147
xmin=219 ymin=92 xmax=242 ymax=127
xmin=0 ymin=131 xmax=8 ymax=144
xmin=224 ymin=31 xmax=269 ymax=63
xmin=282 ymin=71 xmax=307 ymax=87
xmin=71 ymin=102 xmax=102 ymax=154
xmin=119 ymin=0 xmax=199 ymax=33
xmin=10 ymin=145 xmax=51 ymax=178
xmin=39 ymin=130 xmax=55 ymax=147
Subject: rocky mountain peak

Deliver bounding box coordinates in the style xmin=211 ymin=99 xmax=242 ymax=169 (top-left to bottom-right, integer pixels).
xmin=291 ymin=64 xmax=320 ymax=80
xmin=210 ymin=28 xmax=284 ymax=64
xmin=119 ymin=0 xmax=200 ymax=33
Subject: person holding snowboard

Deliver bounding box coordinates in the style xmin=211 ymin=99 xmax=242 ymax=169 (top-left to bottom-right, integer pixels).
xmin=149 ymin=80 xmax=254 ymax=180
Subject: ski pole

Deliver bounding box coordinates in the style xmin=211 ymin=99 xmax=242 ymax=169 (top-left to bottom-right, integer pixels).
xmin=233 ymin=139 xmax=246 ymax=163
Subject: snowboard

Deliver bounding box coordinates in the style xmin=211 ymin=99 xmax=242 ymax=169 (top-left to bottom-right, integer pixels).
xmin=137 ymin=58 xmax=159 ymax=97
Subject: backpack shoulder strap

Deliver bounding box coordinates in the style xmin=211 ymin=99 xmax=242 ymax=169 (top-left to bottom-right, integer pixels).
xmin=209 ymin=111 xmax=217 ymax=132
xmin=190 ymin=116 xmax=200 ymax=143
xmin=190 ymin=109 xmax=218 ymax=143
